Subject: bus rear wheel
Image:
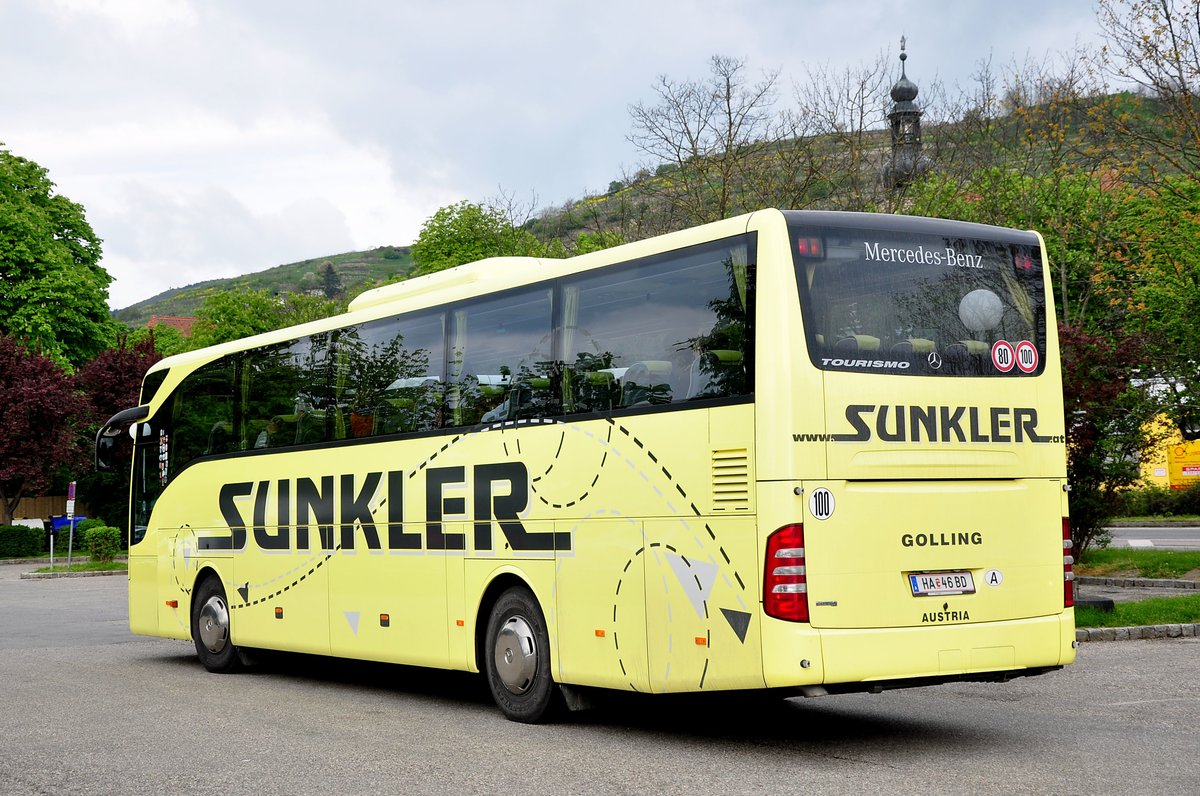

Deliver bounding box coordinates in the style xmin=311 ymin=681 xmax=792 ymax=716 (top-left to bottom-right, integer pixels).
xmin=192 ymin=577 xmax=242 ymax=673
xmin=484 ymin=587 xmax=562 ymax=723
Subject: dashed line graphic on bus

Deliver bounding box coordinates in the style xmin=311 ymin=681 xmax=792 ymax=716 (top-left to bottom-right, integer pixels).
xmin=232 ymin=548 xmax=339 ymax=608
xmin=526 ymin=425 xmax=611 ymax=509
xmin=613 ymin=541 xmax=715 ymax=691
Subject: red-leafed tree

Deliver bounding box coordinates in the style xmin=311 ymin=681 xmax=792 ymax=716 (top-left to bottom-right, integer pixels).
xmin=0 ymin=336 xmax=86 ymax=525
xmin=73 ymin=333 xmax=163 ymax=532
xmin=1058 ymin=324 xmax=1161 ymax=554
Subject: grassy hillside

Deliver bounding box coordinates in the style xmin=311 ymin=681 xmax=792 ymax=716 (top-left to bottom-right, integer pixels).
xmin=113 ymin=246 xmax=414 ymax=327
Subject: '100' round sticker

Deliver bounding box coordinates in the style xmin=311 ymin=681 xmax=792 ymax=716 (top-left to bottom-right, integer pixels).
xmin=1015 ymin=340 xmax=1038 ymax=373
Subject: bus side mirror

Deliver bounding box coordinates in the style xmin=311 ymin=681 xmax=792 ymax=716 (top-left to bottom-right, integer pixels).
xmin=94 ymin=405 xmax=151 ymax=471
xmin=95 ymin=425 xmax=122 ymax=471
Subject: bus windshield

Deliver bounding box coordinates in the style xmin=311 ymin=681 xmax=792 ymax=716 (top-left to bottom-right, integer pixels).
xmin=790 ymin=218 xmax=1046 ymax=377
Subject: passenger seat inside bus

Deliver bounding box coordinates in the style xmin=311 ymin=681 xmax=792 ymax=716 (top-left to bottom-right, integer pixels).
xmin=890 ymin=337 xmax=937 ymax=354
xmin=685 ymin=349 xmax=743 ymax=399
xmin=833 ymin=334 xmax=881 ymax=352
xmin=620 ymin=361 xmax=673 ymax=406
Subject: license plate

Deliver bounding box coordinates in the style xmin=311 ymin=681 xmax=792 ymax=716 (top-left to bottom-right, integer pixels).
xmin=909 ymin=571 xmax=975 ymax=596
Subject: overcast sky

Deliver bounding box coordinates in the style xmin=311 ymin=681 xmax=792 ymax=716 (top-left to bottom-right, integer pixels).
xmin=1 ymin=0 xmax=1107 ymax=309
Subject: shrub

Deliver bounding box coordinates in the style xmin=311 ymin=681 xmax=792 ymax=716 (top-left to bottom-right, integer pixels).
xmin=82 ymin=526 xmax=122 ymax=563
xmin=75 ymin=517 xmax=108 ymax=535
xmin=1173 ymin=482 xmax=1200 ymax=515
xmin=1116 ymin=484 xmax=1176 ymax=517
xmin=0 ymin=525 xmax=44 ymax=557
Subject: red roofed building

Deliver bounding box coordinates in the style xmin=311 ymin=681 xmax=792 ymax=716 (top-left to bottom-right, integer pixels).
xmin=147 ymin=315 xmax=197 ymax=337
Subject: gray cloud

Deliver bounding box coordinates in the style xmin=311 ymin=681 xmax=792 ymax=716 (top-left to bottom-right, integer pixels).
xmin=1 ymin=0 xmax=1104 ymax=308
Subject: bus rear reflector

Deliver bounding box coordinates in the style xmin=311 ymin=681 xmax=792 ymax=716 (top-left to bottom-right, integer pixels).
xmin=764 ymin=524 xmax=809 ymax=622
xmin=1063 ymin=518 xmax=1074 ymax=608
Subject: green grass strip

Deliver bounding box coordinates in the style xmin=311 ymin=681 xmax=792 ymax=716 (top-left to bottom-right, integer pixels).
xmin=1076 ymin=593 xmax=1200 ymax=628
xmin=1077 ymin=548 xmax=1200 ymax=579
xmin=33 ymin=561 xmax=128 ymax=574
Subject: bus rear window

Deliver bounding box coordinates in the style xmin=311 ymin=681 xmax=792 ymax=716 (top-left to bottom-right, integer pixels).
xmin=792 ymin=224 xmax=1047 ymax=377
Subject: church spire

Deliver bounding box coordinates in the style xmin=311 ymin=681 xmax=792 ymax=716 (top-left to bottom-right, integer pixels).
xmin=884 ymin=37 xmax=930 ymax=190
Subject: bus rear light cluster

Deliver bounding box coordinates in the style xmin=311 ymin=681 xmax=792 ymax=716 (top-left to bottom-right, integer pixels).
xmin=764 ymin=524 xmax=809 ymax=622
xmin=795 ymin=237 xmax=824 ymax=257
xmin=1063 ymin=518 xmax=1074 ymax=608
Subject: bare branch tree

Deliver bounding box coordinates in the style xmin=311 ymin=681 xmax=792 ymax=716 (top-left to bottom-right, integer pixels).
xmin=1093 ymin=0 xmax=1200 ymax=191
xmin=789 ymin=53 xmax=894 ymax=211
xmin=626 ymin=55 xmax=783 ymax=225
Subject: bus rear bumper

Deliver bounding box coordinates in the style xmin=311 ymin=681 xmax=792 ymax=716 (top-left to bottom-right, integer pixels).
xmin=762 ymin=612 xmax=1076 ymax=690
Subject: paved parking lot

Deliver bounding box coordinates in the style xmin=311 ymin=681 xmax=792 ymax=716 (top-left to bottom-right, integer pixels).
xmin=3 ymin=562 xmax=1198 ymax=795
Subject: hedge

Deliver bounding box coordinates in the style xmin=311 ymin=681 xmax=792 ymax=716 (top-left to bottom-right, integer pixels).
xmin=0 ymin=525 xmax=45 ymax=557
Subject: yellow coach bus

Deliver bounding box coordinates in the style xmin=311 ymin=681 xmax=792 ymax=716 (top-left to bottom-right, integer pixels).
xmin=97 ymin=209 xmax=1075 ymax=722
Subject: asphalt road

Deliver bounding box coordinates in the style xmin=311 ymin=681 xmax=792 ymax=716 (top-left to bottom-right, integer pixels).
xmin=2 ymin=563 xmax=1197 ymax=795
xmin=1106 ymin=525 xmax=1200 ymax=551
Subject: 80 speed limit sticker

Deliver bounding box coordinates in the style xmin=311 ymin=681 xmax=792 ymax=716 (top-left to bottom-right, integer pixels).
xmin=991 ymin=340 xmax=1015 ymax=372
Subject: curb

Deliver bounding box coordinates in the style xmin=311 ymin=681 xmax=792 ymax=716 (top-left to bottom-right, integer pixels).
xmin=1 ymin=556 xmax=127 ymax=566
xmin=1074 ymin=576 xmax=1198 ymax=590
xmin=19 ymin=569 xmax=127 ymax=580
xmin=1076 ymin=623 xmax=1200 ymax=642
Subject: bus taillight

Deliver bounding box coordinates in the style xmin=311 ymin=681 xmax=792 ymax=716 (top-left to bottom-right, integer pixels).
xmin=764 ymin=524 xmax=809 ymax=622
xmin=1063 ymin=518 xmax=1074 ymax=608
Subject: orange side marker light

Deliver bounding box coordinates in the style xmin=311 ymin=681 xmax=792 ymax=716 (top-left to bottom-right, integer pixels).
xmin=165 ymin=600 xmax=178 ymax=608
xmin=595 ymin=629 xmax=606 ymax=638
xmin=695 ymin=636 xmax=707 ymax=647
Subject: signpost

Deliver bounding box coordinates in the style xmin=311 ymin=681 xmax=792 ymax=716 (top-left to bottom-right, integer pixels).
xmin=66 ymin=481 xmax=76 ymax=567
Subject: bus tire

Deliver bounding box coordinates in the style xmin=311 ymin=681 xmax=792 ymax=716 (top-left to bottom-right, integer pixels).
xmin=484 ymin=586 xmax=561 ymax=723
xmin=192 ymin=576 xmax=242 ymax=674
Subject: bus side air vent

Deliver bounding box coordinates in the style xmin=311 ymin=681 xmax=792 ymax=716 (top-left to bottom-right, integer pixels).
xmin=712 ymin=449 xmax=751 ymax=511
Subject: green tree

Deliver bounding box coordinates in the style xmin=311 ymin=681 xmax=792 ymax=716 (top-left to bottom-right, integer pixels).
xmin=129 ymin=324 xmax=189 ymax=358
xmin=189 ymin=289 xmax=343 ymax=349
xmin=189 ymin=289 xmax=284 ymax=348
xmin=0 ymin=145 xmax=115 ymax=368
xmin=410 ymin=200 xmax=541 ymax=276
xmin=322 ymin=262 xmax=343 ymax=299
xmin=1098 ymin=177 xmax=1200 ymax=435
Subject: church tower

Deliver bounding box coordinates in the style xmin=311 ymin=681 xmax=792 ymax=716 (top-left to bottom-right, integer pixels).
xmin=884 ymin=37 xmax=931 ymax=190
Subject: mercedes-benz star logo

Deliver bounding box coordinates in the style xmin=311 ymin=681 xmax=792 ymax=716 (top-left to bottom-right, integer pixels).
xmin=927 ymin=351 xmax=943 ymax=370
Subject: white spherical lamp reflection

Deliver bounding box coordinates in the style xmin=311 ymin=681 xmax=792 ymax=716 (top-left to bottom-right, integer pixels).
xmin=959 ymin=289 xmax=1003 ymax=331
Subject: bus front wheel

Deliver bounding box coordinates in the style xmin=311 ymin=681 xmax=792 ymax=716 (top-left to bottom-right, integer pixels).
xmin=192 ymin=577 xmax=242 ymax=673
xmin=484 ymin=587 xmax=561 ymax=723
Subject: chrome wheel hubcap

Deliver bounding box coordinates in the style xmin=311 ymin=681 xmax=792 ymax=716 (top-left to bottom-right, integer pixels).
xmin=494 ymin=615 xmax=538 ymax=695
xmin=198 ymin=595 xmax=230 ymax=654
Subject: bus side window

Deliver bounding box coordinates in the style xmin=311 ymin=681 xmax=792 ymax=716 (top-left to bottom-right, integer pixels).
xmin=561 ymin=235 xmax=754 ymax=412
xmin=341 ymin=312 xmax=445 ymax=437
xmin=170 ymin=356 xmax=237 ymax=469
xmin=449 ymin=287 xmax=555 ymax=427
